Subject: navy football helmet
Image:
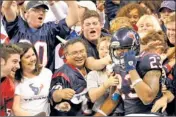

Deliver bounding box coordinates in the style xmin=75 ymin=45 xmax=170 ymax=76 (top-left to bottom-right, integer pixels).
xmin=110 ymin=27 xmax=140 ymax=68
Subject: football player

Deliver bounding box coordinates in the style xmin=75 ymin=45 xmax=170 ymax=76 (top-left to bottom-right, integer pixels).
xmin=96 ymin=27 xmax=164 ymax=116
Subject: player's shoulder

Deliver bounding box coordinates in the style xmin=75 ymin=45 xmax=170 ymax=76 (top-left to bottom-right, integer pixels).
xmin=139 ymin=51 xmax=161 ymax=62
xmin=138 ymin=51 xmax=162 ymax=70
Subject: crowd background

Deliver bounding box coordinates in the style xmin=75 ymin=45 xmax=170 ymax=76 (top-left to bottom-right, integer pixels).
xmin=0 ymin=0 xmax=175 ymax=116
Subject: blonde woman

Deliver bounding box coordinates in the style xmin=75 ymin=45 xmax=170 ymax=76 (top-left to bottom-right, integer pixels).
xmin=136 ymin=14 xmax=162 ymax=38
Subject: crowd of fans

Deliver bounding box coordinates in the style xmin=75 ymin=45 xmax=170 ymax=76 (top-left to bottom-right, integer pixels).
xmin=0 ymin=0 xmax=175 ymax=116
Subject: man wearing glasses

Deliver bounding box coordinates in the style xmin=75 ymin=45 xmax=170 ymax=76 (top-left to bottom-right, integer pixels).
xmin=49 ymin=39 xmax=92 ymax=116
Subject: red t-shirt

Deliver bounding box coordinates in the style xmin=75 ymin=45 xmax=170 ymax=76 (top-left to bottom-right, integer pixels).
xmin=0 ymin=77 xmax=15 ymax=116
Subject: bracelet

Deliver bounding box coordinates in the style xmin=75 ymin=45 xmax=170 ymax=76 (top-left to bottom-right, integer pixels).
xmin=131 ymin=79 xmax=142 ymax=88
xmin=97 ymin=109 xmax=107 ymax=116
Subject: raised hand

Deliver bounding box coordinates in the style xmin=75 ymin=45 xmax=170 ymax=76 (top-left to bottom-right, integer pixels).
xmin=123 ymin=50 xmax=137 ymax=72
xmin=97 ymin=1 xmax=104 ymax=12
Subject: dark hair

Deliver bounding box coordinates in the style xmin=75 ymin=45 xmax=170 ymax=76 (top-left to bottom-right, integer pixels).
xmin=63 ymin=38 xmax=88 ymax=55
xmin=139 ymin=0 xmax=162 ymax=14
xmin=81 ymin=10 xmax=100 ymax=24
xmin=0 ymin=44 xmax=22 ymax=62
xmin=15 ymin=42 xmax=42 ymax=82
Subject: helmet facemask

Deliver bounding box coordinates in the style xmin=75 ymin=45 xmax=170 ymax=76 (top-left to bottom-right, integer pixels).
xmin=109 ymin=27 xmax=140 ymax=71
xmin=110 ymin=42 xmax=128 ymax=70
xmin=110 ymin=40 xmax=139 ymax=70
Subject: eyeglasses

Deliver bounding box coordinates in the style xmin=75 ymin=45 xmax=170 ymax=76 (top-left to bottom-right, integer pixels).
xmin=67 ymin=49 xmax=86 ymax=57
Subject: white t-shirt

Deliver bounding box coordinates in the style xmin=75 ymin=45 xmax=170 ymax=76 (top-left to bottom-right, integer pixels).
xmin=87 ymin=70 xmax=109 ymax=112
xmin=15 ymin=68 xmax=52 ymax=116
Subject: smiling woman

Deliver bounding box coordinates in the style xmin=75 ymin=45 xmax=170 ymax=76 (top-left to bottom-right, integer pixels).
xmin=136 ymin=14 xmax=162 ymax=38
xmin=12 ymin=42 xmax=52 ymax=116
xmin=116 ymin=3 xmax=147 ymax=31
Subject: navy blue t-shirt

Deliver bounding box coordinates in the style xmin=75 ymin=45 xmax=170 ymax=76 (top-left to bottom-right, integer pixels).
xmin=81 ymin=35 xmax=99 ymax=59
xmin=2 ymin=16 xmax=71 ymax=72
xmin=81 ymin=32 xmax=111 ymax=60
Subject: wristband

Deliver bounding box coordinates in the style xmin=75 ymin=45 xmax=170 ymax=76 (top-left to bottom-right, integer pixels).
xmin=111 ymin=92 xmax=120 ymax=101
xmin=131 ymin=79 xmax=142 ymax=88
xmin=97 ymin=109 xmax=107 ymax=116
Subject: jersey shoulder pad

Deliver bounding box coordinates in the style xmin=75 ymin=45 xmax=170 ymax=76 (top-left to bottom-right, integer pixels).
xmin=138 ymin=53 xmax=162 ymax=73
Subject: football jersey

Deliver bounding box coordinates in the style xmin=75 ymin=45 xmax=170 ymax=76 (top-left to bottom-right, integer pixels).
xmin=0 ymin=77 xmax=15 ymax=116
xmin=2 ymin=16 xmax=71 ymax=72
xmin=49 ymin=63 xmax=88 ymax=116
xmin=112 ymin=51 xmax=163 ymax=115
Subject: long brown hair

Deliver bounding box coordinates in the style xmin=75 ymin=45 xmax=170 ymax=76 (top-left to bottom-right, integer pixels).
xmin=116 ymin=3 xmax=147 ymax=18
xmin=15 ymin=42 xmax=42 ymax=82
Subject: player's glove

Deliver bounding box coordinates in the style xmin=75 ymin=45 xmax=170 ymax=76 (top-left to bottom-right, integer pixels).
xmin=123 ymin=50 xmax=137 ymax=72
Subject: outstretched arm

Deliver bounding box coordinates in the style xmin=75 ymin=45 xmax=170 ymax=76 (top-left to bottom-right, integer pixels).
xmin=48 ymin=1 xmax=68 ymax=21
xmin=65 ymin=1 xmax=79 ymax=28
xmin=2 ymin=1 xmax=18 ymax=22
xmin=94 ymin=88 xmax=121 ymax=116
xmin=48 ymin=0 xmax=79 ymax=28
xmin=86 ymin=55 xmax=111 ymax=71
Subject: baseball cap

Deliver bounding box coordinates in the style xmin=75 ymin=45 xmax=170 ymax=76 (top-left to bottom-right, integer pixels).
xmin=159 ymin=0 xmax=175 ymax=12
xmin=77 ymin=1 xmax=96 ymax=11
xmin=26 ymin=1 xmax=49 ymax=11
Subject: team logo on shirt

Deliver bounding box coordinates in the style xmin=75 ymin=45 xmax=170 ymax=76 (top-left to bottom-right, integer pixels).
xmin=29 ymin=83 xmax=43 ymax=95
xmin=0 ymin=33 xmax=9 ymax=44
